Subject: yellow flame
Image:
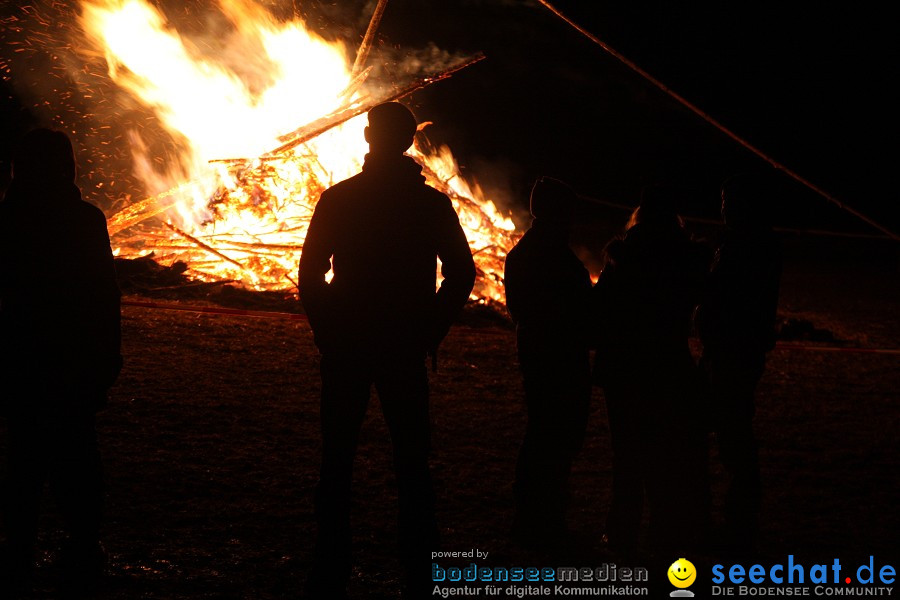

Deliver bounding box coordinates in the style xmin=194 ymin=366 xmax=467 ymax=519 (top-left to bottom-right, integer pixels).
xmin=81 ymin=0 xmax=519 ymax=302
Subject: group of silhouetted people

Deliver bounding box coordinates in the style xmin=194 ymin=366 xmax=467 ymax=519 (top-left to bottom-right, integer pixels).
xmin=506 ymin=175 xmax=782 ymax=562
xmin=297 ymin=104 xmax=782 ymax=599
xmin=0 ymin=105 xmax=781 ymax=600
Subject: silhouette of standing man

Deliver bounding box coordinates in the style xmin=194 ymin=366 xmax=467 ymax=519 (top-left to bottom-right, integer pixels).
xmin=0 ymin=128 xmax=122 ymax=595
xmin=697 ymin=173 xmax=782 ymax=555
xmin=298 ymin=102 xmax=476 ymax=599
xmin=504 ymin=177 xmax=592 ymax=546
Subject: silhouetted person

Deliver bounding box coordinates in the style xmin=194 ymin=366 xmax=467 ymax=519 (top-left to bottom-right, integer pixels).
xmin=696 ymin=173 xmax=782 ymax=554
xmin=297 ymin=102 xmax=476 ymax=600
xmin=0 ymin=128 xmax=122 ymax=595
xmin=591 ymin=185 xmax=711 ymax=555
xmin=504 ymin=176 xmax=592 ymax=546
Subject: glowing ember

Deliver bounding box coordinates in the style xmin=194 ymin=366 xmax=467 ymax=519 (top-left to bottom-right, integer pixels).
xmin=76 ymin=0 xmax=519 ymax=303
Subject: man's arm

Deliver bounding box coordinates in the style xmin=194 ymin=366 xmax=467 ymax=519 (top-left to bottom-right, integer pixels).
xmin=432 ymin=196 xmax=476 ymax=348
xmin=298 ymin=191 xmax=337 ymax=341
xmin=84 ymin=205 xmax=123 ymax=390
xmin=502 ymin=246 xmax=526 ymax=326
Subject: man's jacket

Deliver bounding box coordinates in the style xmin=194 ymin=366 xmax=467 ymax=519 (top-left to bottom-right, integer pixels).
xmin=298 ymin=153 xmax=476 ymax=356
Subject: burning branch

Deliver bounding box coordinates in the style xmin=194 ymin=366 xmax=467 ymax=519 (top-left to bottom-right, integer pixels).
xmin=202 ymin=240 xmax=303 ymax=251
xmin=340 ymin=65 xmax=373 ymax=101
xmin=350 ymin=0 xmax=389 ymax=80
xmin=273 ymin=98 xmax=362 ymax=145
xmin=106 ymin=182 xmax=198 ymax=236
xmin=164 ymin=222 xmax=246 ymax=272
xmin=264 ymin=52 xmax=486 ymax=157
xmin=418 ymin=162 xmax=505 ymax=231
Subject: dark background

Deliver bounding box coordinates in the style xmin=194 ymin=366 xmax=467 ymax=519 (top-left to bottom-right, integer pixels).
xmin=1 ymin=0 xmax=897 ymax=238
xmin=343 ymin=0 xmax=895 ymax=236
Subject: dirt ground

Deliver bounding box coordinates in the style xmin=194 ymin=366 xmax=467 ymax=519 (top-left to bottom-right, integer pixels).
xmin=1 ymin=239 xmax=899 ymax=599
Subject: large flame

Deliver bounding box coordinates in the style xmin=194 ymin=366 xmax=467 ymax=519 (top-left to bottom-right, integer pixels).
xmin=78 ymin=0 xmax=518 ymax=302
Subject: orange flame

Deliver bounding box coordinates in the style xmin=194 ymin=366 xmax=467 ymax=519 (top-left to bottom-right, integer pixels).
xmin=80 ymin=0 xmax=519 ymax=302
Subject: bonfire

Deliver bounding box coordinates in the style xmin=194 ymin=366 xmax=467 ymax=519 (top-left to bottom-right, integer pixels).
xmin=88 ymin=0 xmax=520 ymax=304
xmin=2 ymin=0 xmax=521 ymax=304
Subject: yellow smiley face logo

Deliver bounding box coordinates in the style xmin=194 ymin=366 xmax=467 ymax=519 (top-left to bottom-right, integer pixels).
xmin=668 ymin=558 xmax=696 ymax=588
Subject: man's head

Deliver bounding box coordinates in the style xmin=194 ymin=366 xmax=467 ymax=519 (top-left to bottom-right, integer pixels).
xmin=720 ymin=172 xmax=775 ymax=229
xmin=364 ymin=102 xmax=418 ymax=155
xmin=13 ymin=128 xmax=77 ymax=185
xmin=530 ymin=176 xmax=577 ymax=226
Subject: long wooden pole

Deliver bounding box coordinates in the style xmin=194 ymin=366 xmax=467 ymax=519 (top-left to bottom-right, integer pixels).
xmin=265 ymin=52 xmax=485 ymax=157
xmin=536 ymin=0 xmax=900 ymax=242
xmin=351 ymin=0 xmax=389 ymax=80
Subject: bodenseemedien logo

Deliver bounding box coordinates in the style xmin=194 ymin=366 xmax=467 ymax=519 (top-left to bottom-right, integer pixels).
xmin=668 ymin=558 xmax=696 ymax=597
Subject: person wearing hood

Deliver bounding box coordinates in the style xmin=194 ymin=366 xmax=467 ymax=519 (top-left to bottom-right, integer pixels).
xmin=298 ymin=102 xmax=475 ymax=600
xmin=0 ymin=128 xmax=122 ymax=594
xmin=503 ymin=176 xmax=592 ymax=546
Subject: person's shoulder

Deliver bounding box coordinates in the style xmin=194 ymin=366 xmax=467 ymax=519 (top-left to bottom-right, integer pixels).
xmin=313 ymin=173 xmax=368 ymax=215
xmin=321 ymin=172 xmax=366 ymax=197
xmin=418 ymin=183 xmax=453 ymax=207
xmin=504 ymin=237 xmax=528 ymax=274
xmin=78 ymin=198 xmax=107 ymax=217
xmin=418 ymin=186 xmax=462 ymax=224
xmin=505 ymin=228 xmax=546 ymax=265
xmin=74 ymin=197 xmax=110 ymax=226
xmin=506 ymin=232 xmax=527 ymax=259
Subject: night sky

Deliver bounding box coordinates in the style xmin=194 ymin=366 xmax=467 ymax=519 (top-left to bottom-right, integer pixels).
xmin=1 ymin=0 xmax=896 ymax=237
xmin=370 ymin=0 xmax=896 ymax=235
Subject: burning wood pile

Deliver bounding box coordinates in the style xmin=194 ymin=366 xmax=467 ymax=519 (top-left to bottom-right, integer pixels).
xmin=75 ymin=0 xmax=521 ymax=304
